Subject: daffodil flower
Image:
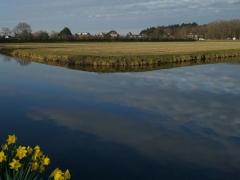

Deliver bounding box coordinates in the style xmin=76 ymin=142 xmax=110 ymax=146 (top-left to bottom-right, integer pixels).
xmin=50 ymin=168 xmax=64 ymax=180
xmin=31 ymin=161 xmax=39 ymax=171
xmin=7 ymin=134 xmax=17 ymax=145
xmin=42 ymin=156 xmax=50 ymax=165
xmin=39 ymin=164 xmax=45 ymax=173
xmin=64 ymin=169 xmax=71 ymax=179
xmin=0 ymin=151 xmax=6 ymax=162
xmin=2 ymin=135 xmax=70 ymax=179
xmin=16 ymin=146 xmax=27 ymax=159
xmin=9 ymin=158 xmax=22 ymax=171
xmin=3 ymin=144 xmax=8 ymax=150
xmin=27 ymin=146 xmax=33 ymax=154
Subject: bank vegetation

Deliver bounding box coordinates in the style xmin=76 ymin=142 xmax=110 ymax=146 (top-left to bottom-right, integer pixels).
xmin=0 ymin=41 xmax=240 ymax=66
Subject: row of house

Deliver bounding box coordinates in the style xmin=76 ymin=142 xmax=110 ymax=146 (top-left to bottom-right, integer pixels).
xmin=75 ymin=31 xmax=142 ymax=38
xmin=2 ymin=32 xmax=238 ymax=40
xmin=75 ymin=32 xmax=203 ymax=40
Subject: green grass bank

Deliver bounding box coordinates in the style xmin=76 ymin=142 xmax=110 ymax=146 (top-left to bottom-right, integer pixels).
xmin=0 ymin=41 xmax=240 ymax=66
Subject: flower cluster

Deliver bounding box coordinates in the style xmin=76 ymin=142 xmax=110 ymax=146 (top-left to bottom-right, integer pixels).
xmin=0 ymin=134 xmax=71 ymax=180
xmin=50 ymin=168 xmax=71 ymax=180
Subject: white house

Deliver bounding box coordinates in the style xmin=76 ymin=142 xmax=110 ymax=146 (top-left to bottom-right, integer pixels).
xmin=187 ymin=33 xmax=198 ymax=40
xmin=76 ymin=32 xmax=90 ymax=36
xmin=109 ymin=32 xmax=118 ymax=37
xmin=98 ymin=32 xmax=106 ymax=37
xmin=126 ymin=32 xmax=142 ymax=39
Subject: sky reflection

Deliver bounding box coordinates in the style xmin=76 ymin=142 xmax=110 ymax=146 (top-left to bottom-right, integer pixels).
xmin=1 ymin=55 xmax=240 ymax=179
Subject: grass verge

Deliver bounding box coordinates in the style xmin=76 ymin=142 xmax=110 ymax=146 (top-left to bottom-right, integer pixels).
xmin=0 ymin=41 xmax=240 ymax=66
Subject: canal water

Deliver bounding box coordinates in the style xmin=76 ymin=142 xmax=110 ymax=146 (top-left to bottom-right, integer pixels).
xmin=0 ymin=54 xmax=240 ymax=179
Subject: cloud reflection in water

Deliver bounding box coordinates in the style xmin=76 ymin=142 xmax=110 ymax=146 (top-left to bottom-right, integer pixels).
xmin=21 ymin=62 xmax=240 ymax=172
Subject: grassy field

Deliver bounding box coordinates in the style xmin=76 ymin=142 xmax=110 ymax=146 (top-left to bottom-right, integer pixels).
xmin=0 ymin=41 xmax=240 ymax=65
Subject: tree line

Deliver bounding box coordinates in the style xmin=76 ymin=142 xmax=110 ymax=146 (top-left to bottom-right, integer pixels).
xmin=140 ymin=20 xmax=240 ymax=40
xmin=1 ymin=19 xmax=240 ymax=42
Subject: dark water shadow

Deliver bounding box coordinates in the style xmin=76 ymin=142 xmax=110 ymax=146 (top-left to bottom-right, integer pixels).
xmin=2 ymin=54 xmax=12 ymax=62
xmin=1 ymin=54 xmax=31 ymax=66
xmin=34 ymin=58 xmax=240 ymax=73
xmin=14 ymin=58 xmax=31 ymax=66
xmin=1 ymin=52 xmax=240 ymax=72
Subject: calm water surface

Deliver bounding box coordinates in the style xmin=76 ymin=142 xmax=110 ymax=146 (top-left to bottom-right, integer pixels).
xmin=1 ymin=54 xmax=240 ymax=179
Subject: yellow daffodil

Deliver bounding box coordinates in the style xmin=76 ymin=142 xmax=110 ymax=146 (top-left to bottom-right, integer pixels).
xmin=31 ymin=161 xmax=39 ymax=171
xmin=39 ymin=164 xmax=45 ymax=173
xmin=42 ymin=156 xmax=50 ymax=166
xmin=38 ymin=151 xmax=43 ymax=158
xmin=3 ymin=144 xmax=8 ymax=150
xmin=64 ymin=169 xmax=71 ymax=179
xmin=27 ymin=146 xmax=33 ymax=154
xmin=34 ymin=145 xmax=40 ymax=151
xmin=32 ymin=146 xmax=43 ymax=161
xmin=9 ymin=158 xmax=21 ymax=171
xmin=50 ymin=168 xmax=60 ymax=176
xmin=16 ymin=146 xmax=27 ymax=159
xmin=7 ymin=134 xmax=17 ymax=145
xmin=54 ymin=172 xmax=64 ymax=180
xmin=33 ymin=151 xmax=43 ymax=161
xmin=50 ymin=168 xmax=70 ymax=180
xmin=32 ymin=152 xmax=38 ymax=161
xmin=50 ymin=168 xmax=63 ymax=180
xmin=0 ymin=151 xmax=7 ymax=162
xmin=3 ymin=135 xmax=70 ymax=179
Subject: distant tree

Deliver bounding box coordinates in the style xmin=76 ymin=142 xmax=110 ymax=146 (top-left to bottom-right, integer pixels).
xmin=180 ymin=22 xmax=198 ymax=27
xmin=140 ymin=27 xmax=156 ymax=36
xmin=17 ymin=30 xmax=33 ymax=41
xmin=229 ymin=19 xmax=240 ymax=39
xmin=33 ymin=30 xmax=49 ymax=41
xmin=59 ymin=27 xmax=72 ymax=36
xmin=50 ymin=31 xmax=60 ymax=40
xmin=13 ymin=22 xmax=32 ymax=41
xmin=163 ymin=28 xmax=171 ymax=37
xmin=192 ymin=22 xmax=198 ymax=27
xmin=177 ymin=27 xmax=187 ymax=39
xmin=207 ymin=20 xmax=230 ymax=39
xmin=13 ymin=22 xmax=32 ymax=34
xmin=196 ymin=24 xmax=208 ymax=39
xmin=1 ymin=27 xmax=12 ymax=36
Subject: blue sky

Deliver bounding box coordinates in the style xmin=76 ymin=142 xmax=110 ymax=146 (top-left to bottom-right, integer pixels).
xmin=0 ymin=0 xmax=240 ymax=35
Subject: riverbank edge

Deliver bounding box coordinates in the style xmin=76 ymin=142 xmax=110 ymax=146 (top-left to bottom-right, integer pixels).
xmin=0 ymin=48 xmax=240 ymax=66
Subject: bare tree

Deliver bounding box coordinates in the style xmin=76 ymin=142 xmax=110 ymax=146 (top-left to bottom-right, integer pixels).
xmin=1 ymin=27 xmax=12 ymax=36
xmin=13 ymin=22 xmax=32 ymax=41
xmin=177 ymin=27 xmax=187 ymax=39
xmin=13 ymin=22 xmax=32 ymax=34
xmin=230 ymin=19 xmax=240 ymax=39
